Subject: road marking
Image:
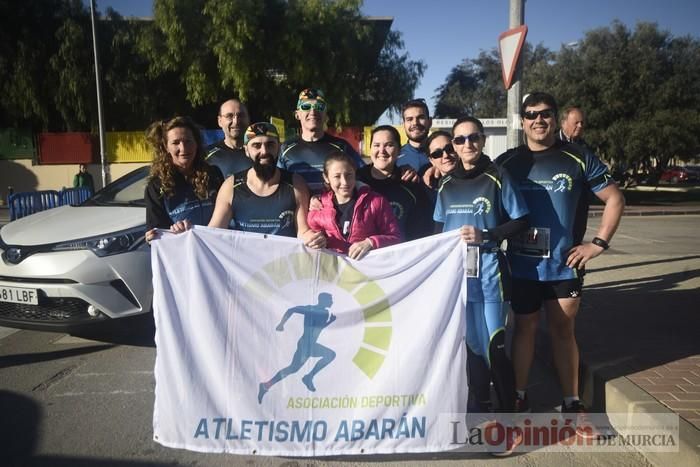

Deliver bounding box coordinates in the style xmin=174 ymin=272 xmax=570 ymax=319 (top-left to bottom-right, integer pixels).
xmin=75 ymin=371 xmax=153 ymax=377
xmin=613 ymin=233 xmax=666 ymax=244
xmin=53 ymin=335 xmax=105 ymax=345
xmin=585 ymin=225 xmax=665 ymax=244
xmin=0 ymin=326 xmax=20 ymax=340
xmin=54 ymin=389 xmax=152 ymax=397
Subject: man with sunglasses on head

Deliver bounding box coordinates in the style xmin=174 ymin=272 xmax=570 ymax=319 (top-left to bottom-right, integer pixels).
xmin=399 ymin=98 xmax=432 ymax=173
xmin=278 ymin=88 xmax=365 ymax=194
xmin=206 ymin=98 xmax=254 ymax=178
xmin=496 ymin=92 xmax=624 ymax=438
xmin=200 ymin=123 xmax=326 ymax=249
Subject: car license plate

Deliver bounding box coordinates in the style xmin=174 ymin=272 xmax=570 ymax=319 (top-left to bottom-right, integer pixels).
xmin=0 ymin=286 xmax=39 ymax=305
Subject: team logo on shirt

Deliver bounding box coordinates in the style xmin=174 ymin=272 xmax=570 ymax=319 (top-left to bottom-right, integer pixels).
xmin=390 ymin=201 xmax=405 ymax=220
xmin=551 ymin=173 xmax=573 ymax=192
xmin=472 ymin=197 xmax=492 ymax=216
xmin=277 ymin=210 xmax=295 ymax=232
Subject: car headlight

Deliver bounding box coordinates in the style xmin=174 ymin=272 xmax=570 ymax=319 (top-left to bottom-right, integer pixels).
xmin=50 ymin=226 xmax=147 ymax=257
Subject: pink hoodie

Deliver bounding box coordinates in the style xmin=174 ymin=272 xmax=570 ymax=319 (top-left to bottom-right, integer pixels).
xmin=308 ymin=186 xmax=401 ymax=255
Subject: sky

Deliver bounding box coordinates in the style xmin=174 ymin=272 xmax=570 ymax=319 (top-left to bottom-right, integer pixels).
xmin=92 ymin=0 xmax=700 ymax=124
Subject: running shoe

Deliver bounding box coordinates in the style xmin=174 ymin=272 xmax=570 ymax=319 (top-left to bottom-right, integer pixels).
xmin=561 ymin=400 xmax=602 ymax=439
xmin=490 ymin=425 xmax=523 ymax=457
xmin=515 ymin=393 xmax=531 ymax=413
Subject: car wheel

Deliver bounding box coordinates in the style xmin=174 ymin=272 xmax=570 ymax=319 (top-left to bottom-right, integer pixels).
xmin=671 ymin=176 xmax=679 ymax=184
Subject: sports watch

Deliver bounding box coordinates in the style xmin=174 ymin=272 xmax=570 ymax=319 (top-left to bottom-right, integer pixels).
xmin=591 ymin=236 xmax=610 ymax=250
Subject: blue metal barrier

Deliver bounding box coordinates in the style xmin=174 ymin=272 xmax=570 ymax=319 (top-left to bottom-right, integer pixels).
xmin=59 ymin=187 xmax=92 ymax=206
xmin=8 ymin=190 xmax=61 ymax=221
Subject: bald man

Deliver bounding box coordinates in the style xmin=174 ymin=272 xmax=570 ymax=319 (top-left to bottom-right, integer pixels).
xmin=206 ymin=98 xmax=253 ymax=178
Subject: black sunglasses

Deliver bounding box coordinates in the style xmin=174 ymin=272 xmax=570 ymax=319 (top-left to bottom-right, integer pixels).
xmin=429 ymin=144 xmax=455 ymax=159
xmin=522 ymin=109 xmax=555 ymax=120
xmin=452 ymin=133 xmax=483 ymax=145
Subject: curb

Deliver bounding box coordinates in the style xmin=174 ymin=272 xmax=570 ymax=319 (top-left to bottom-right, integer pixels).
xmin=582 ymin=360 xmax=700 ymax=466
xmin=589 ymin=209 xmax=700 ymax=217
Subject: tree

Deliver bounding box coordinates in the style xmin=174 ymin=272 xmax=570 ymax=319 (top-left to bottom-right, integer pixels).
xmin=433 ymin=43 xmax=553 ymax=119
xmin=436 ymin=21 xmax=700 ymax=174
xmin=529 ymin=21 xmax=700 ymax=174
xmin=140 ymin=0 xmax=424 ymax=126
xmin=1 ymin=0 xmax=423 ymax=131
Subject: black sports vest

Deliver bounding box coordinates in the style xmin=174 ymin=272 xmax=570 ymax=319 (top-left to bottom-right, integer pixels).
xmin=230 ymin=169 xmax=297 ymax=237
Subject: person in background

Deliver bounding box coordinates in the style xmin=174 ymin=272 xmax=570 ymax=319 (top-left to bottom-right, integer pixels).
xmin=557 ymin=106 xmax=589 ymax=149
xmin=144 ymin=116 xmax=224 ymax=243
xmin=308 ymin=151 xmax=400 ymax=260
xmin=73 ymin=164 xmax=95 ymax=194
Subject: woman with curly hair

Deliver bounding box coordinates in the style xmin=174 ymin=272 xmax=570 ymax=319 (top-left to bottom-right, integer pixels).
xmin=144 ymin=116 xmax=224 ymax=242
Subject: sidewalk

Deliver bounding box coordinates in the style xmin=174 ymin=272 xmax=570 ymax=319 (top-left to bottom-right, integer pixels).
xmin=577 ymin=251 xmax=700 ymax=466
xmin=590 ymin=204 xmax=700 ymax=216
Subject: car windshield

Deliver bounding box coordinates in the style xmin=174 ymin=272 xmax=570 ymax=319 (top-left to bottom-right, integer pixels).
xmin=83 ymin=166 xmax=150 ymax=207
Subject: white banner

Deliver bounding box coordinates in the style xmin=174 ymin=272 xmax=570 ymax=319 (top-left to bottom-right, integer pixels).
xmin=152 ymin=227 xmax=467 ymax=456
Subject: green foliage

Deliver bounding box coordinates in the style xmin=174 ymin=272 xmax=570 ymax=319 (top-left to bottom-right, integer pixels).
xmin=141 ymin=0 xmax=424 ymax=126
xmin=436 ymin=21 xmax=700 ymax=172
xmin=50 ymin=8 xmax=94 ymax=131
xmin=0 ymin=0 xmax=423 ymax=131
xmin=433 ymin=43 xmax=553 ymax=118
xmin=529 ymin=21 xmax=700 ymax=171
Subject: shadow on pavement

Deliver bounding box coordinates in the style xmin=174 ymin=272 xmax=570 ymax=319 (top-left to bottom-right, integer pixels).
xmin=70 ymin=313 xmax=155 ymax=348
xmin=589 ymin=254 xmax=700 ymax=274
xmin=577 ymin=267 xmax=700 ymax=410
xmin=0 ymin=345 xmax=113 ymax=370
xmin=1 ymin=390 xmax=41 ymax=466
xmin=14 ymin=457 xmax=178 ymax=466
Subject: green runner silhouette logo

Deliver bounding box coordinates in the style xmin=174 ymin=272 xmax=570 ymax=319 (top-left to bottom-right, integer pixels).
xmin=243 ymin=253 xmax=393 ymax=392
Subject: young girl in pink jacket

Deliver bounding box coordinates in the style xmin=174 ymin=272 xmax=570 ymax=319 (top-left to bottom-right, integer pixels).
xmin=307 ymin=151 xmax=401 ymax=259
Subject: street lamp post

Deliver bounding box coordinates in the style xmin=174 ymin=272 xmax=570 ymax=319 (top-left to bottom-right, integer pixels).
xmin=89 ymin=0 xmax=109 ymax=187
xmin=506 ymin=0 xmax=525 ymax=149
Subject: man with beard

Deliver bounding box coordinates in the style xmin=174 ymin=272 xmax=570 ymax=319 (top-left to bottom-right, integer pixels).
xmin=278 ymin=88 xmax=365 ymax=194
xmin=206 ymin=98 xmax=253 ymax=178
xmin=496 ymin=92 xmax=624 ymax=438
xmin=204 ymin=122 xmax=326 ymax=247
xmin=398 ymin=98 xmax=432 ymax=173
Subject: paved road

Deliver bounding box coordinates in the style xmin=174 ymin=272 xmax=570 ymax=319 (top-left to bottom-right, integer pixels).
xmin=3 ymin=215 xmax=699 ymax=466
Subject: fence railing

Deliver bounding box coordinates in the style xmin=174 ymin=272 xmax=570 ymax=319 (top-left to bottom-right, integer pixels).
xmin=8 ymin=187 xmax=93 ymax=221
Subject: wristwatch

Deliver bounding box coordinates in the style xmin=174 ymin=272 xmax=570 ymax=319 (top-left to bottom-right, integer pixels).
xmin=591 ymin=236 xmax=610 ymax=250
xmin=481 ymin=229 xmax=493 ymax=244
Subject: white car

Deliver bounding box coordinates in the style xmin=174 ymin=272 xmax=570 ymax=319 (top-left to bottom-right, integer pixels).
xmin=0 ymin=167 xmax=151 ymax=332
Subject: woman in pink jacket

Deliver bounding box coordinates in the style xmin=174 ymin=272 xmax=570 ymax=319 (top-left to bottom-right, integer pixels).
xmin=307 ymin=151 xmax=401 ymax=259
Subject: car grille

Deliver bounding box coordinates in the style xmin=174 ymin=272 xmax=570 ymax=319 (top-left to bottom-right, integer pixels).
xmin=0 ymin=297 xmax=98 ymax=323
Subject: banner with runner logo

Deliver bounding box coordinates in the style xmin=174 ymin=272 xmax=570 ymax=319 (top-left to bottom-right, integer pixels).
xmin=152 ymin=227 xmax=467 ymax=456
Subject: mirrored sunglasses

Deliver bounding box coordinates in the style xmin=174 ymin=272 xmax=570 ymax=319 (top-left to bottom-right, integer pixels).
xmin=298 ymin=101 xmax=327 ymax=112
